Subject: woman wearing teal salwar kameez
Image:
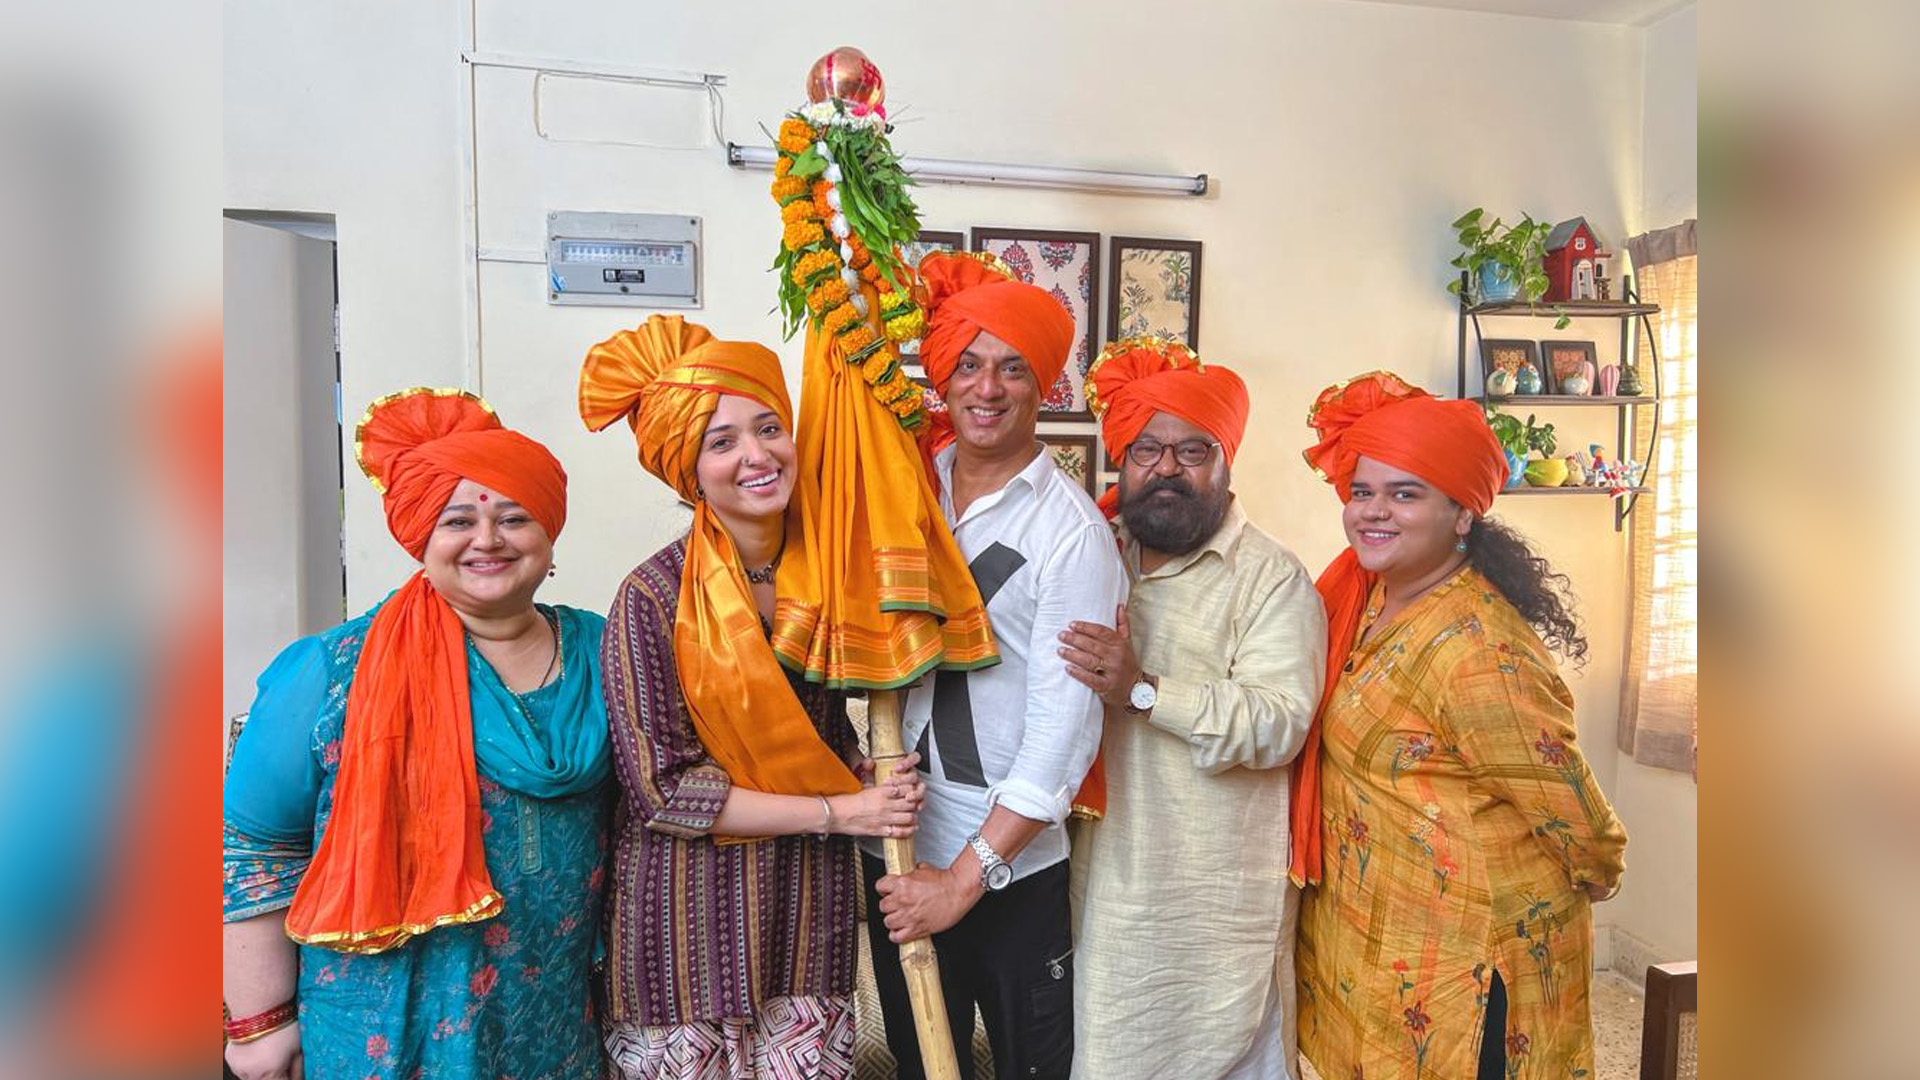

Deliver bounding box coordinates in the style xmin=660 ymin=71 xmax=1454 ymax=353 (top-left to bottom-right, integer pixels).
xmin=222 ymin=389 xmax=613 ymax=1080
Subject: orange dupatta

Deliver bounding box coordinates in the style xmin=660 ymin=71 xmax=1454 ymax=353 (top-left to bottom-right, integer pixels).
xmin=285 ymin=389 xmax=569 ymax=950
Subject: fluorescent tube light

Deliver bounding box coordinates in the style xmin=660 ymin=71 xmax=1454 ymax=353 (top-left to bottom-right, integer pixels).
xmin=726 ymin=142 xmax=1206 ymax=197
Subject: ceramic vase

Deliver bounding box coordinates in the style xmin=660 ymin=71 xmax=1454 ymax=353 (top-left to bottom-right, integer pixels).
xmin=1486 ymin=368 xmax=1517 ymax=397
xmin=1514 ymin=362 xmax=1543 ymax=395
xmin=1598 ymin=364 xmax=1621 ymax=396
xmin=1503 ymin=448 xmax=1527 ymax=489
xmin=1559 ymin=366 xmax=1592 ymax=396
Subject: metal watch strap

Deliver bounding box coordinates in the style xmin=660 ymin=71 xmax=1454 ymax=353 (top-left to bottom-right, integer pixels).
xmin=967 ymin=831 xmax=1007 ymax=889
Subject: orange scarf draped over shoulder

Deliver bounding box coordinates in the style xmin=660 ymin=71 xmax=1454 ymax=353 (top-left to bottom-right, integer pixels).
xmin=581 ymin=315 xmax=859 ymax=799
xmin=285 ymin=388 xmax=569 ymax=951
xmin=1289 ymin=371 xmax=1506 ymax=887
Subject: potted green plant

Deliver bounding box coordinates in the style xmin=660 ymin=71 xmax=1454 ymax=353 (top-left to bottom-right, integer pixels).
xmin=1446 ymin=209 xmax=1567 ymax=327
xmin=1486 ymin=409 xmax=1560 ymax=489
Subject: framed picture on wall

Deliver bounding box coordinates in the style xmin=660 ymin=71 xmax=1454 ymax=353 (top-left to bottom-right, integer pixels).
xmin=908 ymin=371 xmax=946 ymax=414
xmin=899 ymin=231 xmax=964 ymax=369
xmin=900 ymin=229 xmax=963 ymax=274
xmin=971 ymin=226 xmax=1100 ymax=421
xmin=1047 ymin=433 xmax=1099 ymax=497
xmin=1107 ymin=236 xmax=1202 ymax=348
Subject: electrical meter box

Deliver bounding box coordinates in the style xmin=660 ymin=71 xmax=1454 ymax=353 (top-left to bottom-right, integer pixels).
xmin=545 ymin=211 xmax=701 ymax=307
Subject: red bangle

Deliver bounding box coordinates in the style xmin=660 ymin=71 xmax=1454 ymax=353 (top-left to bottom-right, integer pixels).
xmin=224 ymin=999 xmax=297 ymax=1043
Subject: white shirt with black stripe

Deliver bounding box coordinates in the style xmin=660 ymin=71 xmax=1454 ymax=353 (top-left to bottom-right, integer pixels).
xmin=863 ymin=442 xmax=1127 ymax=883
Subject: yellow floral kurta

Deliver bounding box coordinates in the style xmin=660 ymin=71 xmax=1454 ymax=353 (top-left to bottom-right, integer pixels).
xmin=1298 ymin=569 xmax=1626 ymax=1080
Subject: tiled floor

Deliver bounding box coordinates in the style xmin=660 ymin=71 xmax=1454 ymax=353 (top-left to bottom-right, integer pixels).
xmin=1297 ymin=970 xmax=1643 ymax=1080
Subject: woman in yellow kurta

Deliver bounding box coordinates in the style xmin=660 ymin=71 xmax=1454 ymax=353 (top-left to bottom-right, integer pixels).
xmin=1290 ymin=372 xmax=1627 ymax=1080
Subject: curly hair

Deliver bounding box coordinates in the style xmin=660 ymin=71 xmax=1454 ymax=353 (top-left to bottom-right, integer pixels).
xmin=1465 ymin=515 xmax=1589 ymax=666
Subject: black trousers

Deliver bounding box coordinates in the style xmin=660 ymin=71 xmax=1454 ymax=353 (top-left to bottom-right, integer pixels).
xmin=862 ymin=854 xmax=1075 ymax=1080
xmin=1478 ymin=968 xmax=1509 ymax=1080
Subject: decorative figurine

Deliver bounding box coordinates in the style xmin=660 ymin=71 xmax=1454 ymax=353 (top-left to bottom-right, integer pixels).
xmin=1514 ymin=361 xmax=1543 ymax=395
xmin=1561 ymin=454 xmax=1588 ymax=486
xmin=1597 ymin=364 xmax=1620 ymax=397
xmin=1559 ymin=359 xmax=1594 ymax=396
xmin=1542 ymin=217 xmax=1613 ymax=302
xmin=1486 ymin=367 xmax=1517 ymax=397
xmin=1616 ymin=358 xmax=1645 ymax=396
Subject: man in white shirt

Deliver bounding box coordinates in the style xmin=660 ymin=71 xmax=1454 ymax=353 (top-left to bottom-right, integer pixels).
xmin=867 ymin=252 xmax=1126 ymax=1080
xmin=1057 ymin=340 xmax=1326 ymax=1080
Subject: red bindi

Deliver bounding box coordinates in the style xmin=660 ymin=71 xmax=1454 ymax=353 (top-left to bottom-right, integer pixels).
xmin=478 ymin=493 xmax=488 ymax=501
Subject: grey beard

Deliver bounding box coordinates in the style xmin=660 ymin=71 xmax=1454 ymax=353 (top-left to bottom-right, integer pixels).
xmin=1120 ymin=477 xmax=1230 ymax=557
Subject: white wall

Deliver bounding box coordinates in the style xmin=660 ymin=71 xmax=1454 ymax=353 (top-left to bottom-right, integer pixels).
xmin=226 ymin=0 xmax=1670 ymax=924
xmin=1605 ymin=1 xmax=1699 ymax=971
xmin=1638 ymin=4 xmax=1698 ymax=233
xmin=222 ymin=220 xmax=344 ymax=719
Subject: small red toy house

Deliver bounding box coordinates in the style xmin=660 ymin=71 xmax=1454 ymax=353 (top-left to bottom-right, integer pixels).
xmin=1543 ymin=217 xmax=1612 ymax=302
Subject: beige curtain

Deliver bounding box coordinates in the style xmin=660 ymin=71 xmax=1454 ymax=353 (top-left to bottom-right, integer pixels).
xmin=1619 ymin=221 xmax=1697 ymax=775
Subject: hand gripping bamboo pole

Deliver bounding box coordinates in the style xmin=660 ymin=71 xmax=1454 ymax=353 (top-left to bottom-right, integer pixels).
xmin=866 ymin=687 xmax=962 ymax=1080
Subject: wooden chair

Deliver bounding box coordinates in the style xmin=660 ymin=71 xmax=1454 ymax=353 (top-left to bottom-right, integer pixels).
xmin=1639 ymin=961 xmax=1697 ymax=1080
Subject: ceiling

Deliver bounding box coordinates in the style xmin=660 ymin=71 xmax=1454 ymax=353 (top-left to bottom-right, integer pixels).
xmin=1342 ymin=0 xmax=1693 ymax=27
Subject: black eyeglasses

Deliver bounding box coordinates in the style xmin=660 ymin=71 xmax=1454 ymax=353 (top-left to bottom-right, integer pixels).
xmin=1127 ymin=438 xmax=1219 ymax=468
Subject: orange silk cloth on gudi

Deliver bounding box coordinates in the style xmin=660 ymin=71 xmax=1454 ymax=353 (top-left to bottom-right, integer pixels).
xmin=771 ymin=289 xmax=998 ymax=689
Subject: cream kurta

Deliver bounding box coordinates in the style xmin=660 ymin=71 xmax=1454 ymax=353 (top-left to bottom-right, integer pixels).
xmin=1071 ymin=501 xmax=1327 ymax=1080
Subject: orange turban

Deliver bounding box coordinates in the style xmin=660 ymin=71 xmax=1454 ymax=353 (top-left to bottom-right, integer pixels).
xmin=918 ymin=251 xmax=1073 ymax=398
xmin=579 ymin=314 xmax=794 ymax=503
xmin=1086 ymin=337 xmax=1250 ymax=468
xmin=1300 ymin=370 xmax=1506 ymax=515
xmin=1288 ymin=371 xmax=1504 ymax=888
xmin=287 ymin=388 xmax=569 ymax=952
xmin=580 ymin=315 xmax=859 ymax=805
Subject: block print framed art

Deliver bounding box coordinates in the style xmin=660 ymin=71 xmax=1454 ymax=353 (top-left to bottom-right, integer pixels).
xmin=899 ymin=230 xmax=965 ymax=373
xmin=970 ymin=226 xmax=1100 ymax=421
xmin=1107 ymin=237 xmax=1202 ymax=348
xmin=1047 ymin=433 xmax=1099 ymax=497
xmin=900 ymin=229 xmax=963 ymax=274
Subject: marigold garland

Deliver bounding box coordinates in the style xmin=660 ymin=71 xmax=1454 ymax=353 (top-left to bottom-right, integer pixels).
xmin=767 ymin=109 xmax=929 ymax=430
xmin=808 ymin=279 xmax=851 ymax=314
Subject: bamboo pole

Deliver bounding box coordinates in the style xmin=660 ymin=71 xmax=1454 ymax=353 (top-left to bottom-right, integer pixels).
xmin=866 ymin=687 xmax=962 ymax=1080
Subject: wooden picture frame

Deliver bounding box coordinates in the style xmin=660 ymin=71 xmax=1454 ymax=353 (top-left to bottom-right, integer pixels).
xmin=900 ymin=229 xmax=963 ymax=274
xmin=1107 ymin=236 xmax=1202 ymax=348
xmin=971 ymin=227 xmax=1100 ymax=421
xmin=1478 ymin=338 xmax=1542 ymax=396
xmin=898 ymin=231 xmax=964 ymax=372
xmin=1539 ymin=339 xmax=1599 ymax=395
xmin=1047 ymin=433 xmax=1100 ymax=497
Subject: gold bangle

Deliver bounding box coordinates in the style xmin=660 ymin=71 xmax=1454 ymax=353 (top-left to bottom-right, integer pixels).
xmin=817 ymin=794 xmax=833 ymax=837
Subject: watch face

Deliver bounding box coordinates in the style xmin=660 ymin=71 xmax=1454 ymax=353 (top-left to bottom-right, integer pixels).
xmin=985 ymin=861 xmax=1014 ymax=891
xmin=1129 ymin=680 xmax=1157 ymax=710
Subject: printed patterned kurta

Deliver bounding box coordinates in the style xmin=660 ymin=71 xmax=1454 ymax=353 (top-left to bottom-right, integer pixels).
xmin=601 ymin=539 xmax=860 ymax=1027
xmin=221 ymin=607 xmax=614 ymax=1080
xmin=1297 ymin=569 xmax=1627 ymax=1080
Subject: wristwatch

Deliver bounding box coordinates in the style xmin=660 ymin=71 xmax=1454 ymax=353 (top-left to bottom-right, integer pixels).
xmin=966 ymin=832 xmax=1014 ymax=892
xmin=1126 ymin=674 xmax=1158 ymax=714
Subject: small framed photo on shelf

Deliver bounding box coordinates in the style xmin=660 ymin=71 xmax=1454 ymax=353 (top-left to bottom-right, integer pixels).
xmin=1479 ymin=339 xmax=1543 ymax=397
xmin=1539 ymin=340 xmax=1599 ymax=395
xmin=1107 ymin=236 xmax=1202 ymax=348
xmin=1047 ymin=433 xmax=1100 ymax=497
xmin=972 ymin=226 xmax=1101 ymax=420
